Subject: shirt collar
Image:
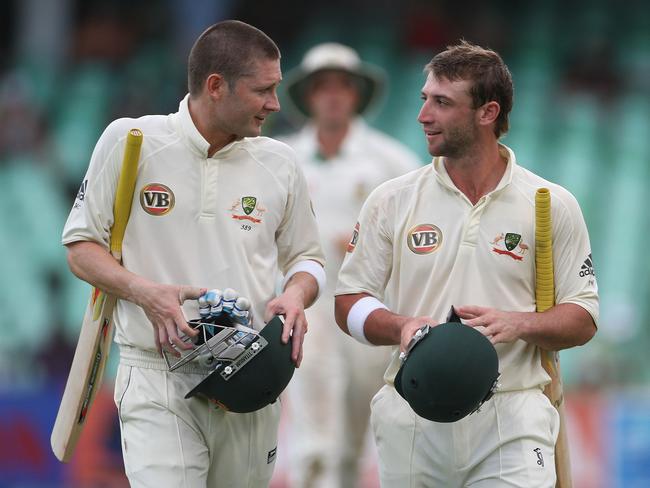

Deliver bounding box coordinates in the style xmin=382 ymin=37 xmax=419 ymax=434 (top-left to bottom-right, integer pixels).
xmin=340 ymin=117 xmax=367 ymax=152
xmin=174 ymin=94 xmax=211 ymax=157
xmin=495 ymin=144 xmax=516 ymax=191
xmin=432 ymin=143 xmax=517 ymax=195
xmin=173 ymin=94 xmax=246 ymax=158
xmin=299 ymin=116 xmax=367 ymax=160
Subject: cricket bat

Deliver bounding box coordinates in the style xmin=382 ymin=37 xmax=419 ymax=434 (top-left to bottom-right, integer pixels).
xmin=51 ymin=128 xmax=143 ymax=462
xmin=535 ymin=187 xmax=572 ymax=488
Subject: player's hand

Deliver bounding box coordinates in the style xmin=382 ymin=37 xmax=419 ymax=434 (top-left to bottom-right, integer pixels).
xmin=455 ymin=305 xmax=525 ymax=344
xmin=265 ymin=286 xmax=308 ymax=367
xmin=135 ymin=283 xmax=206 ymax=356
xmin=399 ymin=316 xmax=436 ymax=354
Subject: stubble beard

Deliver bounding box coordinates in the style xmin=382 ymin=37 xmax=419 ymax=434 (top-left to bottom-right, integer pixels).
xmin=429 ymin=123 xmax=478 ymax=159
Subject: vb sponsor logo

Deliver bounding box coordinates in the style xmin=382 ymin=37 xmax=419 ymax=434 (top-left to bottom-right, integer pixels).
xmin=347 ymin=222 xmax=360 ymax=253
xmin=407 ymin=224 xmax=442 ymax=254
xmin=140 ymin=183 xmax=175 ymax=216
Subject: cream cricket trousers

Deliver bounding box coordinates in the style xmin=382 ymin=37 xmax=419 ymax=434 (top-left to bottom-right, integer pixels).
xmin=287 ymin=295 xmax=392 ymax=488
xmin=114 ymin=347 xmax=281 ymax=488
xmin=370 ymin=385 xmax=560 ymax=487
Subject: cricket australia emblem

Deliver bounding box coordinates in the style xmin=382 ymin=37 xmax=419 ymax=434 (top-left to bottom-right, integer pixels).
xmin=228 ymin=196 xmax=266 ymax=224
xmin=242 ymin=196 xmax=257 ymax=215
xmin=491 ymin=232 xmax=528 ymax=261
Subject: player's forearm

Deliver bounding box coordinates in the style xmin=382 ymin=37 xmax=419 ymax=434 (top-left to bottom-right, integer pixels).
xmin=66 ymin=240 xmax=153 ymax=305
xmin=334 ymin=293 xmax=406 ymax=345
xmin=283 ymin=270 xmax=319 ymax=309
xmin=519 ymin=303 xmax=596 ymax=350
xmin=364 ymin=308 xmax=407 ymax=345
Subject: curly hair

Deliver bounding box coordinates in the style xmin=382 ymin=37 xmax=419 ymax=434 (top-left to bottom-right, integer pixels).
xmin=425 ymin=40 xmax=513 ymax=138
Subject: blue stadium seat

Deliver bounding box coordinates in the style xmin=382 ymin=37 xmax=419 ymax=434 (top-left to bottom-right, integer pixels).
xmin=51 ymin=63 xmax=115 ymax=184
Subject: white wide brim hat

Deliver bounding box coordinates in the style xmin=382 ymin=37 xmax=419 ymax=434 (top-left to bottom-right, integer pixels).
xmin=283 ymin=42 xmax=386 ymax=123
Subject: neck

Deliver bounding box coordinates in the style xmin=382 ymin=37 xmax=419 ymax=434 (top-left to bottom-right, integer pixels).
xmin=316 ymin=119 xmax=351 ymax=159
xmin=443 ymin=140 xmax=506 ymax=205
xmin=188 ymin=96 xmax=237 ymax=157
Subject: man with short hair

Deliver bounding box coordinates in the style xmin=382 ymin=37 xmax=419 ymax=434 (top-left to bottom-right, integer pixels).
xmin=281 ymin=42 xmax=420 ymax=488
xmin=62 ymin=20 xmax=325 ymax=487
xmin=335 ymin=41 xmax=598 ymax=487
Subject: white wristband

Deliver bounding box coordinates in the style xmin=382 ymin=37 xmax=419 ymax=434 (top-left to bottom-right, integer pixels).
xmin=282 ymin=260 xmax=326 ymax=300
xmin=347 ymin=296 xmax=388 ymax=345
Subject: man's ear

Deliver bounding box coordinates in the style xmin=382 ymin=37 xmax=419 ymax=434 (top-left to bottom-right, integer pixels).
xmin=205 ymin=73 xmax=228 ymax=100
xmin=477 ymin=101 xmax=501 ymax=127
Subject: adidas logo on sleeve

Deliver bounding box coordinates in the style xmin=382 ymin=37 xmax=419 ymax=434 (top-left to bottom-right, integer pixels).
xmin=579 ymin=253 xmax=595 ymax=277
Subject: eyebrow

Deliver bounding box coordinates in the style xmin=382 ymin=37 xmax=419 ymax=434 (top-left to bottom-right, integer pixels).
xmin=252 ymin=79 xmax=281 ymax=91
xmin=241 ymin=69 xmax=281 ymax=82
xmin=422 ymin=91 xmax=453 ymax=102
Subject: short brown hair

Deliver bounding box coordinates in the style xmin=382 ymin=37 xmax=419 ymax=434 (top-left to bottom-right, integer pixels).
xmin=425 ymin=40 xmax=513 ymax=138
xmin=187 ymin=20 xmax=280 ymax=96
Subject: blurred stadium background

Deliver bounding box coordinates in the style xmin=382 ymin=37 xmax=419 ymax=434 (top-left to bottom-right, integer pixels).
xmin=0 ymin=0 xmax=649 ymax=486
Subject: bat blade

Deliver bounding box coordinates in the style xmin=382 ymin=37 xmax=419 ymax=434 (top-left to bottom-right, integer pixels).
xmin=51 ymin=290 xmax=117 ymax=462
xmin=535 ymin=188 xmax=572 ymax=488
xmin=51 ymin=129 xmax=142 ymax=462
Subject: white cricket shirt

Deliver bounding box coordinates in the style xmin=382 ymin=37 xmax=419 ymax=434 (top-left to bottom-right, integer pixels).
xmin=281 ymin=118 xmax=420 ymax=290
xmin=63 ymin=95 xmax=325 ymax=352
xmin=336 ymin=145 xmax=599 ymax=391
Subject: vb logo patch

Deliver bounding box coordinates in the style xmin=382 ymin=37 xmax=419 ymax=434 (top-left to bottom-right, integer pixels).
xmin=407 ymin=224 xmax=442 ymax=254
xmin=228 ymin=196 xmax=266 ymax=224
xmin=140 ymin=183 xmax=175 ymax=216
xmin=491 ymin=232 xmax=528 ymax=261
xmin=347 ymin=222 xmax=360 ymax=252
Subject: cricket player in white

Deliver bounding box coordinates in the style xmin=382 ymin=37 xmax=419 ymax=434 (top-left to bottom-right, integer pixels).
xmin=280 ymin=43 xmax=421 ymax=487
xmin=62 ymin=21 xmax=325 ymax=488
xmin=335 ymin=41 xmax=598 ymax=487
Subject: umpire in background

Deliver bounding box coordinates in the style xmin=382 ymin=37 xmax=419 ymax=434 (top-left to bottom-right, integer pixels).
xmin=281 ymin=43 xmax=420 ymax=488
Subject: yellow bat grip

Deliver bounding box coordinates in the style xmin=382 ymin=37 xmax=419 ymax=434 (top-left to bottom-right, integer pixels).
xmin=535 ymin=188 xmax=554 ymax=312
xmin=110 ymin=129 xmax=143 ymax=256
xmin=536 ymin=191 xmax=573 ymax=488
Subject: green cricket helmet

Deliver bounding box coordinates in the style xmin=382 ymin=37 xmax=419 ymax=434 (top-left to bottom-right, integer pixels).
xmin=185 ymin=315 xmax=295 ymax=413
xmin=394 ymin=321 xmax=500 ymax=423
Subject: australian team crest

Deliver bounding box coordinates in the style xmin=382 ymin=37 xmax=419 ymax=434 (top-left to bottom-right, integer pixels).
xmin=242 ymin=196 xmax=257 ymax=215
xmin=491 ymin=232 xmax=528 ymax=261
xmin=228 ymin=196 xmax=266 ymax=224
xmin=504 ymin=233 xmax=521 ymax=251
